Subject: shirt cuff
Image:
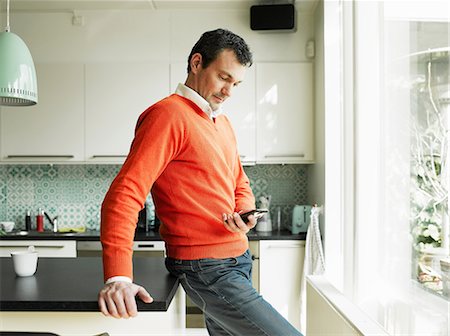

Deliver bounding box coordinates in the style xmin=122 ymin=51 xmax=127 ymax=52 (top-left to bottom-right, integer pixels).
xmin=105 ymin=276 xmax=133 ymax=284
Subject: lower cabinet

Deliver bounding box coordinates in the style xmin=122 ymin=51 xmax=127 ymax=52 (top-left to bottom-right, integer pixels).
xmin=0 ymin=240 xmax=77 ymax=258
xmin=259 ymin=240 xmax=305 ymax=330
xmin=185 ymin=239 xmax=304 ymax=330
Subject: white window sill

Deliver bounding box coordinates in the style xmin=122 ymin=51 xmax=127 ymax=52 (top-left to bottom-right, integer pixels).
xmin=307 ymin=275 xmax=450 ymax=336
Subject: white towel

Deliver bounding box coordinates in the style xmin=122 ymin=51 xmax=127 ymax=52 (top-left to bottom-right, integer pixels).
xmin=299 ymin=204 xmax=325 ymax=333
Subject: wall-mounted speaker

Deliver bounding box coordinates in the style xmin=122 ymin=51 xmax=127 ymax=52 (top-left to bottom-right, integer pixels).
xmin=250 ymin=4 xmax=296 ymax=32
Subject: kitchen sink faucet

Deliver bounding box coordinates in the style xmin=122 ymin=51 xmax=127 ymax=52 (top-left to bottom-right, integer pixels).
xmin=43 ymin=212 xmax=58 ymax=233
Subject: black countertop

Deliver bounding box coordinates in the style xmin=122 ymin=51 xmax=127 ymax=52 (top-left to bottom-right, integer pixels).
xmin=1 ymin=229 xmax=305 ymax=241
xmin=0 ymin=257 xmax=179 ymax=312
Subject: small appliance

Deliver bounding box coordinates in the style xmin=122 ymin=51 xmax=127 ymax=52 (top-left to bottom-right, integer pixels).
xmin=290 ymin=205 xmax=311 ymax=234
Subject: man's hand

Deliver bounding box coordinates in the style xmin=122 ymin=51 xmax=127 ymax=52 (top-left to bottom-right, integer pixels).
xmin=222 ymin=210 xmax=257 ymax=234
xmin=98 ymin=281 xmax=153 ymax=319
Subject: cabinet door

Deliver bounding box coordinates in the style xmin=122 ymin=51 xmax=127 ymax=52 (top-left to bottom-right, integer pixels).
xmin=259 ymin=240 xmax=305 ymax=329
xmin=256 ymin=63 xmax=314 ymax=163
xmin=170 ymin=63 xmax=256 ymax=164
xmin=85 ymin=63 xmax=169 ymax=163
xmin=223 ymin=66 xmax=256 ymax=164
xmin=1 ymin=64 xmax=84 ymax=162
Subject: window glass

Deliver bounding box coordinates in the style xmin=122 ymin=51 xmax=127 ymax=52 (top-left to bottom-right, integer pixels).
xmin=353 ymin=2 xmax=449 ymax=334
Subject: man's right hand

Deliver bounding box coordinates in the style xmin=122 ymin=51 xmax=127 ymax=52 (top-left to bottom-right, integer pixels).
xmin=98 ymin=281 xmax=153 ymax=318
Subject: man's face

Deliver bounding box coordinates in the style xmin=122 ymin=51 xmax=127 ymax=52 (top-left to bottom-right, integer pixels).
xmin=188 ymin=49 xmax=247 ymax=111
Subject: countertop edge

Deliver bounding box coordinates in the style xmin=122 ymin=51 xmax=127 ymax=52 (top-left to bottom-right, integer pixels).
xmin=0 ymin=230 xmax=306 ymax=241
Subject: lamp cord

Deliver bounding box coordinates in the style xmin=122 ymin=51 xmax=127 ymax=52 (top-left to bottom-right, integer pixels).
xmin=5 ymin=0 xmax=10 ymax=32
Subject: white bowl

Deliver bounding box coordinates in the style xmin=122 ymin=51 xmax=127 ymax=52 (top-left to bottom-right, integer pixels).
xmin=0 ymin=221 xmax=15 ymax=232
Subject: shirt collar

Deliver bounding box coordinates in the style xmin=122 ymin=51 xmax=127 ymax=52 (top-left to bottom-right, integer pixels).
xmin=175 ymin=83 xmax=222 ymax=119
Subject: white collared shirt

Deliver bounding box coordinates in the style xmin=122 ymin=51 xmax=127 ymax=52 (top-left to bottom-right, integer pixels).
xmin=175 ymin=83 xmax=222 ymax=120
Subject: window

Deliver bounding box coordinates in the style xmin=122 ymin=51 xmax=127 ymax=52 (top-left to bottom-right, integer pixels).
xmin=324 ymin=1 xmax=449 ymax=335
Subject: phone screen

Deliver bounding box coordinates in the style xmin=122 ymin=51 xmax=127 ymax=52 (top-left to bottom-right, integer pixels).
xmin=240 ymin=209 xmax=268 ymax=223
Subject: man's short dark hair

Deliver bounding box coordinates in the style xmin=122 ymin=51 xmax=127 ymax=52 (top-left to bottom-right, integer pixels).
xmin=187 ymin=28 xmax=253 ymax=73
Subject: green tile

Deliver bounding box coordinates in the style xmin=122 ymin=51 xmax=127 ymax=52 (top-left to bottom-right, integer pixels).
xmin=2 ymin=164 xmax=308 ymax=231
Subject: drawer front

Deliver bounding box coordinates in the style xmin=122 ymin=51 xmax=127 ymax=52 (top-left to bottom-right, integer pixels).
xmin=0 ymin=240 xmax=77 ymax=258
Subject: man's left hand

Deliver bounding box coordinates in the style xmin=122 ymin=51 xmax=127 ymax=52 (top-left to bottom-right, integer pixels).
xmin=222 ymin=211 xmax=257 ymax=234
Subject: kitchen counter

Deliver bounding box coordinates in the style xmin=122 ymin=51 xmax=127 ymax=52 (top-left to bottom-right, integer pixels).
xmin=1 ymin=229 xmax=306 ymax=241
xmin=0 ymin=257 xmax=186 ymax=335
xmin=0 ymin=257 xmax=178 ymax=311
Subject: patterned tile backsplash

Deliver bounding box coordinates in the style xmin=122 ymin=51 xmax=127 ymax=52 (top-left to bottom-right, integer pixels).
xmin=0 ymin=164 xmax=308 ymax=231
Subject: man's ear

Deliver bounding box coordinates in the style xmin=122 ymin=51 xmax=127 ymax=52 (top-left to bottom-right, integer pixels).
xmin=190 ymin=53 xmax=203 ymax=74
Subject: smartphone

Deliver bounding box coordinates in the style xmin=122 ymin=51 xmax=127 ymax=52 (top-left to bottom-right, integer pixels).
xmin=240 ymin=209 xmax=269 ymax=223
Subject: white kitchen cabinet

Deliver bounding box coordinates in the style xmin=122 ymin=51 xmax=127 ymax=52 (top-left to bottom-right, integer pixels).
xmin=259 ymin=240 xmax=305 ymax=330
xmin=223 ymin=66 xmax=256 ymax=164
xmin=170 ymin=63 xmax=257 ymax=164
xmin=85 ymin=62 xmax=170 ymax=163
xmin=0 ymin=64 xmax=85 ymax=162
xmin=256 ymin=63 xmax=314 ymax=163
xmin=0 ymin=240 xmax=77 ymax=258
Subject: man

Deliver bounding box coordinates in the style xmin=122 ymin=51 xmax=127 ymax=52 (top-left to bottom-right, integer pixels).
xmin=98 ymin=28 xmax=302 ymax=336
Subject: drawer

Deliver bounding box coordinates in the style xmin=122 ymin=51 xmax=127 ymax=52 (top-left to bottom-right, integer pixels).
xmin=0 ymin=240 xmax=77 ymax=258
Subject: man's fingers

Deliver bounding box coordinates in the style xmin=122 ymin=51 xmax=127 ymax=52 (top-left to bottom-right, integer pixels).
xmin=98 ymin=295 xmax=109 ymax=317
xmin=105 ymin=293 xmax=122 ymax=318
xmin=222 ymin=213 xmax=253 ymax=233
xmin=223 ymin=213 xmax=239 ymax=232
xmin=137 ymin=286 xmax=154 ymax=303
xmin=232 ymin=213 xmax=250 ymax=233
xmin=124 ymin=290 xmax=138 ymax=318
xmin=98 ymin=282 xmax=153 ymax=319
xmin=114 ymin=289 xmax=131 ymax=318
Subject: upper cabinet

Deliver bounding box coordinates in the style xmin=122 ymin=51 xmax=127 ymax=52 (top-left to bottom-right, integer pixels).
xmin=0 ymin=63 xmax=85 ymax=162
xmin=256 ymin=63 xmax=314 ymax=164
xmin=85 ymin=62 xmax=169 ymax=163
xmin=223 ymin=66 xmax=256 ymax=164
xmin=0 ymin=62 xmax=314 ymax=165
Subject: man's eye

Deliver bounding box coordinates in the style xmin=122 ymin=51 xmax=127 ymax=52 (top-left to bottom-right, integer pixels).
xmin=219 ymin=75 xmax=227 ymax=80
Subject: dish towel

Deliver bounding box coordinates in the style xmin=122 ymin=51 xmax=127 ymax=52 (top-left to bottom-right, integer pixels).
xmin=299 ymin=204 xmax=325 ymax=334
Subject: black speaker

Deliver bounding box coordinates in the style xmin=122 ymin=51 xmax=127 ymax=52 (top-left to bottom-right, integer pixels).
xmin=250 ymin=4 xmax=296 ymax=31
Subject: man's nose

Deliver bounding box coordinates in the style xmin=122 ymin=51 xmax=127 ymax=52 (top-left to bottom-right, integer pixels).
xmin=221 ymin=83 xmax=233 ymax=97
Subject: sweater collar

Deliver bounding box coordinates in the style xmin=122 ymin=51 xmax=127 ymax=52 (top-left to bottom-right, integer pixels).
xmin=175 ymin=83 xmax=222 ymax=120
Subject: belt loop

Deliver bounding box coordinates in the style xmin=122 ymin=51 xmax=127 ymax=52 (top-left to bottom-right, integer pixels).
xmin=193 ymin=259 xmax=201 ymax=272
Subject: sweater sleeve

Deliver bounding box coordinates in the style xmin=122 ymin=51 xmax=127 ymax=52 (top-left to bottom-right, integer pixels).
xmin=100 ymin=101 xmax=185 ymax=281
xmin=234 ymin=153 xmax=256 ymax=212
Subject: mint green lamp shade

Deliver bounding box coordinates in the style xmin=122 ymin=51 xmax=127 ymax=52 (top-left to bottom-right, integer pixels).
xmin=0 ymin=31 xmax=38 ymax=106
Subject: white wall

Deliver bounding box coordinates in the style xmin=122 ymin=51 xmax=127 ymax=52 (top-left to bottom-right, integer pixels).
xmin=3 ymin=5 xmax=314 ymax=64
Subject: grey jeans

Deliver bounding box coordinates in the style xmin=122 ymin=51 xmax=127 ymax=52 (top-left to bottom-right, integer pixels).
xmin=165 ymin=249 xmax=302 ymax=336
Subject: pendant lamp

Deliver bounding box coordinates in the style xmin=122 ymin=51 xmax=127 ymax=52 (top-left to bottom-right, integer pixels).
xmin=0 ymin=0 xmax=37 ymax=106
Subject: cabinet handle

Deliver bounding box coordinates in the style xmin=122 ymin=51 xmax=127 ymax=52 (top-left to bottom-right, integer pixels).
xmin=6 ymin=155 xmax=74 ymax=159
xmin=264 ymin=154 xmax=305 ymax=158
xmin=266 ymin=243 xmax=304 ymax=249
xmin=137 ymin=244 xmax=155 ymax=249
xmin=91 ymin=155 xmax=127 ymax=158
xmin=3 ymin=245 xmax=65 ymax=249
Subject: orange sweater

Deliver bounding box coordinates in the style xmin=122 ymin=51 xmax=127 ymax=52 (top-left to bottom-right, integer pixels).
xmin=100 ymin=94 xmax=255 ymax=281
